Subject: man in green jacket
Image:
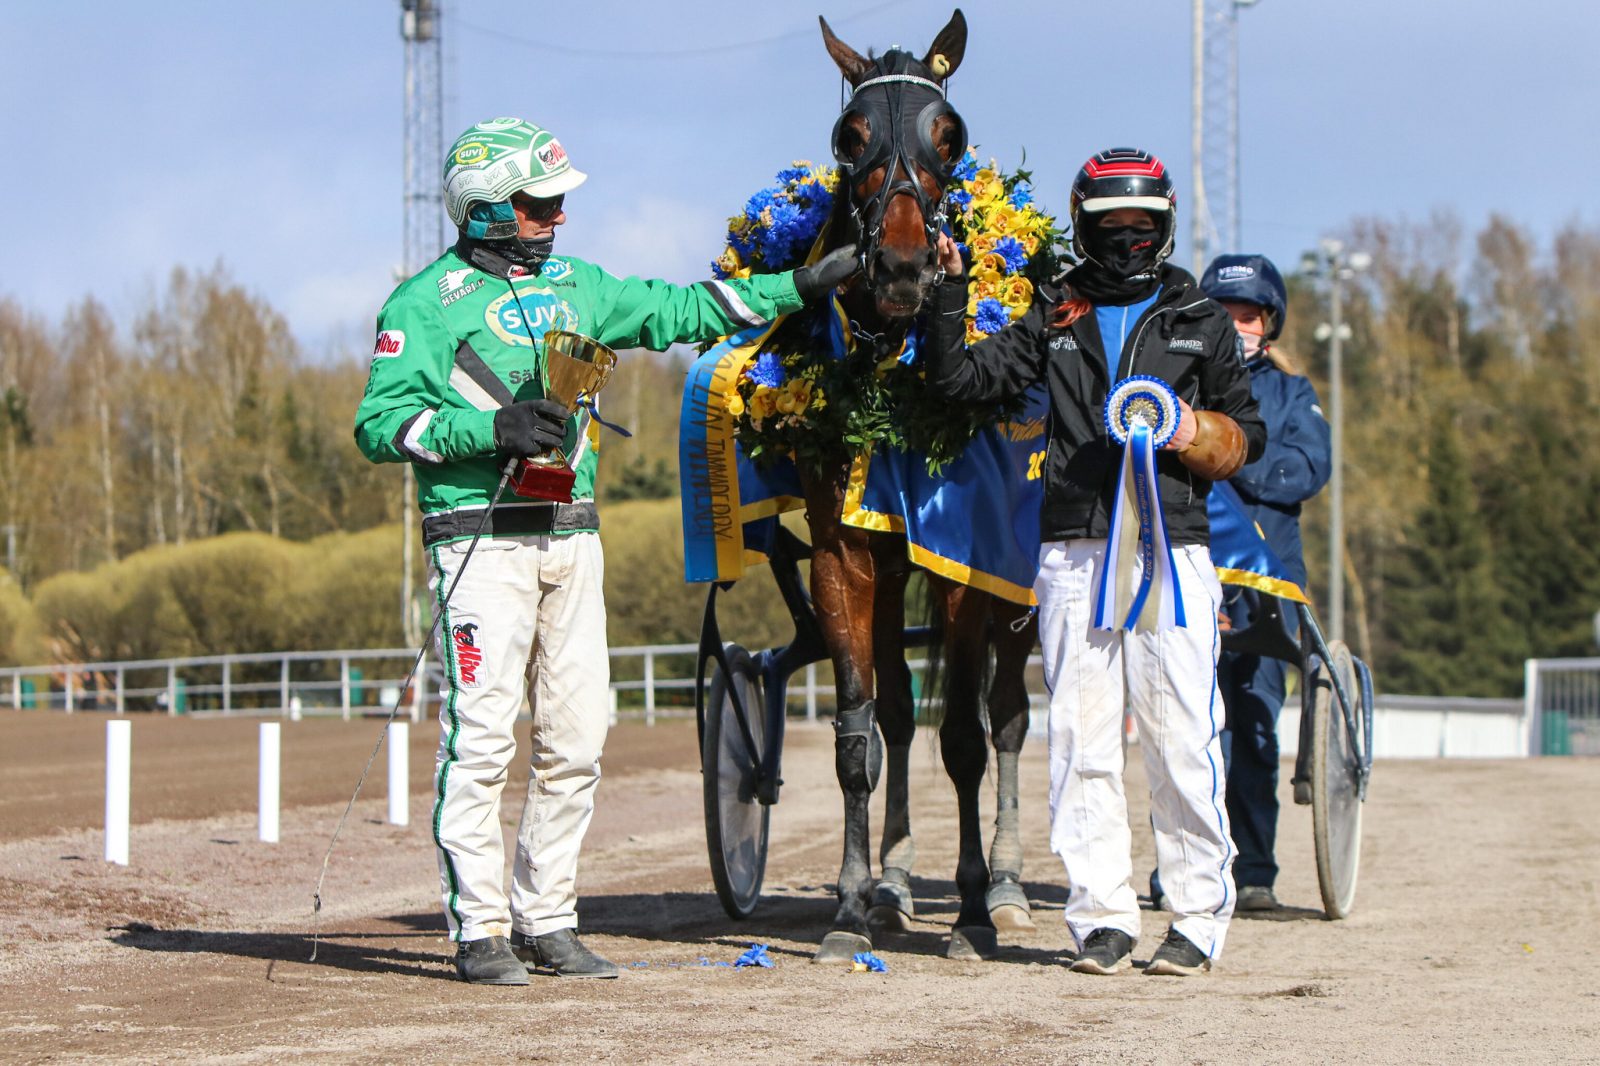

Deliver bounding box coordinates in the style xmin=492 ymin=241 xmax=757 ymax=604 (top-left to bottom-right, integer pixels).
xmin=355 ymin=117 xmax=854 ymax=984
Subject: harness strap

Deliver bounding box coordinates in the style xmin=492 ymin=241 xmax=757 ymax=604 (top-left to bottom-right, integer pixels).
xmin=850 ymin=72 xmax=945 ymax=97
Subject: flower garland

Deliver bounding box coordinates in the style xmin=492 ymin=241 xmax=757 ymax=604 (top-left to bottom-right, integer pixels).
xmin=712 ymin=163 xmax=838 ymax=280
xmin=713 ymin=153 xmax=1064 ymax=473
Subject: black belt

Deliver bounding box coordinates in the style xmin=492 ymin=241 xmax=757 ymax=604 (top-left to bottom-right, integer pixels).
xmin=422 ymin=501 xmax=599 ymax=547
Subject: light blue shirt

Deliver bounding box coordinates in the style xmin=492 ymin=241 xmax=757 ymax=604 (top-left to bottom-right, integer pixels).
xmin=1094 ymin=289 xmax=1161 ymax=376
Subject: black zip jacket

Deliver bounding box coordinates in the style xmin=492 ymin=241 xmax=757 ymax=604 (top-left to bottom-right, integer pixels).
xmin=926 ymin=264 xmax=1266 ymax=546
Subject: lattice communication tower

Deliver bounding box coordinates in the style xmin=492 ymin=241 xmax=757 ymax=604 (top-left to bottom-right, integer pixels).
xmin=399 ymin=0 xmax=444 ymax=643
xmin=1190 ymin=0 xmax=1253 ymax=270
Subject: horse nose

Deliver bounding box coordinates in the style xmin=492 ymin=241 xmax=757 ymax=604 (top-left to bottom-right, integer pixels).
xmin=873 ymin=243 xmax=933 ymax=282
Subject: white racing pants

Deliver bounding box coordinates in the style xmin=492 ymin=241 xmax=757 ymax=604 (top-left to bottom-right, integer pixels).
xmin=1036 ymin=538 xmax=1236 ymax=960
xmin=426 ymin=531 xmax=610 ymax=942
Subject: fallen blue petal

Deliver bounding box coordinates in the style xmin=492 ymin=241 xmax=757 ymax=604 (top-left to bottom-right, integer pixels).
xmin=851 ymin=951 xmax=888 ymax=973
xmin=735 ymin=944 xmax=775 ymax=969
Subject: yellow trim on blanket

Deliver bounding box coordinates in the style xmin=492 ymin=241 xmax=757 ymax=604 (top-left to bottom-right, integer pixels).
xmin=1215 ymin=567 xmax=1310 ymax=604
xmin=739 ymin=494 xmax=805 ymax=524
xmin=906 ymin=542 xmax=1037 ymax=606
xmin=704 ymin=323 xmax=781 ymax=581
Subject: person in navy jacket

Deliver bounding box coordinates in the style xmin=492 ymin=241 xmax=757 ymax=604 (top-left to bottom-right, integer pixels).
xmin=1203 ymin=253 xmax=1331 ymax=910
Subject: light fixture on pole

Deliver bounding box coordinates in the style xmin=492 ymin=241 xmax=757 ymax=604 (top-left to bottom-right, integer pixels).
xmin=1301 ymin=239 xmax=1370 ymax=643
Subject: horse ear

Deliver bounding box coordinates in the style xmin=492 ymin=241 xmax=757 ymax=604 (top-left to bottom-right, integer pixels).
xmin=922 ymin=8 xmax=967 ymax=80
xmin=819 ymin=15 xmax=874 ymax=86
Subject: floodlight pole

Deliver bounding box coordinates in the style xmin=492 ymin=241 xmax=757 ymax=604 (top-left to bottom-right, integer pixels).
xmin=1307 ymin=239 xmax=1368 ymax=643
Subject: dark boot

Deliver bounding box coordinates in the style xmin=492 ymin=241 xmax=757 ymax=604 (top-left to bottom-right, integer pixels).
xmin=511 ymin=928 xmax=620 ymax=979
xmin=455 ymin=935 xmax=530 ymax=985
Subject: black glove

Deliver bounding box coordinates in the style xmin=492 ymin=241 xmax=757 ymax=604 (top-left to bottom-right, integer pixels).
xmin=792 ymin=244 xmax=861 ymax=301
xmin=493 ymin=398 xmax=569 ymax=457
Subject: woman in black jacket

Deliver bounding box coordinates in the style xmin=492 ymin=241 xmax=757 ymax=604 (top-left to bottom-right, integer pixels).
xmin=927 ymin=148 xmax=1265 ymax=977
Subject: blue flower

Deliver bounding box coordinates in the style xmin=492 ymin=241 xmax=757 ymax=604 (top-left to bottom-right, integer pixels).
xmin=748 ymin=352 xmax=787 ymax=388
xmin=710 ymin=259 xmax=729 ymax=280
xmin=993 ymin=236 xmax=1029 ymax=274
xmin=952 ymin=150 xmax=979 ymax=182
xmin=776 ymin=164 xmax=812 ymax=185
xmin=1009 ymin=181 xmax=1034 ymax=208
xmin=948 ymin=188 xmax=973 ymax=212
xmin=974 ymin=297 xmax=1010 ymax=334
xmin=744 ymin=187 xmax=781 ymax=222
xmin=851 ymin=951 xmax=889 ymax=973
xmin=735 ymin=944 xmax=775 ymax=968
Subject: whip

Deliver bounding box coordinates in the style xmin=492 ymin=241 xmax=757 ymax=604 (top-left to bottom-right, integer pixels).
xmin=308 ymin=460 xmax=515 ymax=962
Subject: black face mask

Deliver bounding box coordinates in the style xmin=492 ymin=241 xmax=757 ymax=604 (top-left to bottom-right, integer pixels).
xmin=460 ymin=233 xmax=555 ymax=277
xmin=1085 ymin=224 xmax=1161 ymax=280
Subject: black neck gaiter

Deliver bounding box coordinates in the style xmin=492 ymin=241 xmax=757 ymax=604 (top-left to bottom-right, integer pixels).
xmin=459 ymin=234 xmax=554 ymax=278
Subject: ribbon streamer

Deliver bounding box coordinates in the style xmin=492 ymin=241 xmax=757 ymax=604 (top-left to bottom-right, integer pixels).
xmin=1093 ymin=377 xmax=1188 ymax=632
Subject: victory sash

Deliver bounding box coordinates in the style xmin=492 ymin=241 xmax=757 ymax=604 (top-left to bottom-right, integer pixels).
xmin=1093 ymin=376 xmax=1188 ymax=631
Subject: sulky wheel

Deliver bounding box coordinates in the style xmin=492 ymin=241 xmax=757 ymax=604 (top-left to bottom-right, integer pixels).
xmin=702 ymin=643 xmax=769 ymax=919
xmin=1310 ymin=639 xmax=1364 ymax=919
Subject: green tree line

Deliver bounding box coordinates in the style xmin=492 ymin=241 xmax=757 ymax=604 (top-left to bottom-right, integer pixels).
xmin=3 ymin=215 xmax=1597 ymax=696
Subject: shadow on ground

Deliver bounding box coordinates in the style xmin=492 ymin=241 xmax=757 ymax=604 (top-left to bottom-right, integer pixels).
xmin=107 ymin=877 xmax=1075 ymax=976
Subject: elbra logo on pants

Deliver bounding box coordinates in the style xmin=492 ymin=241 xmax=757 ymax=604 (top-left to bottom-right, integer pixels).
xmin=452 ymin=623 xmax=483 ymax=687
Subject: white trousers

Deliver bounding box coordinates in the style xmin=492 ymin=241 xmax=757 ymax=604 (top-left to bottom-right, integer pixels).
xmin=1036 ymin=538 xmax=1236 ymax=959
xmin=426 ymin=531 xmax=610 ymax=942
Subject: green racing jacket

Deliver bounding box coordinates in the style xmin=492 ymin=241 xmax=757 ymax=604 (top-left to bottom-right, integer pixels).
xmin=354 ymin=245 xmax=803 ymax=545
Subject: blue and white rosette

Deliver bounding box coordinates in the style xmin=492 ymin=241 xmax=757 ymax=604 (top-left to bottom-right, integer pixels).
xmin=1093 ymin=376 xmax=1188 ymax=632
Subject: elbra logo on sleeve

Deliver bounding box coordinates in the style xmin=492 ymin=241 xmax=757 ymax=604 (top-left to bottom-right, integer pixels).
xmin=373 ymin=330 xmax=406 ymax=359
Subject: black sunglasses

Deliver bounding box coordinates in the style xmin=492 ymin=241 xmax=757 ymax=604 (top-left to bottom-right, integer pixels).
xmin=514 ymin=192 xmax=565 ymax=222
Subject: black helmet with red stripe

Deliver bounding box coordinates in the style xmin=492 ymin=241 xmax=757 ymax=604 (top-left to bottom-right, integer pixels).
xmin=1069 ymin=147 xmax=1177 ymax=271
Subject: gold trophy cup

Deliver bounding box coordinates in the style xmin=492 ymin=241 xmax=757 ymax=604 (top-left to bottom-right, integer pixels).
xmin=511 ymin=329 xmax=618 ymax=502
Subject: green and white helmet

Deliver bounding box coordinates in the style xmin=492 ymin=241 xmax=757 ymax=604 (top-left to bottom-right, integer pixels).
xmin=443 ymin=117 xmax=588 ymax=230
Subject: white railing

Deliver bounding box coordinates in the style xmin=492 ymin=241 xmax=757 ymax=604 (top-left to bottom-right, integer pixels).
xmin=6 ymin=646 xmax=1583 ymax=757
xmin=0 ymin=645 xmax=715 ymax=724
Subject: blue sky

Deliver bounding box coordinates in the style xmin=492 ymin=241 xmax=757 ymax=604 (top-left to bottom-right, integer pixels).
xmin=3 ymin=0 xmax=1595 ymax=358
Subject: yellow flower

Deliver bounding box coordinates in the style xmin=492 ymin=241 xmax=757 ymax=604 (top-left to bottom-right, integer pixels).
xmin=1001 ymin=276 xmax=1033 ymax=308
xmin=965 ymin=323 xmax=985 ymax=346
xmin=1019 ymin=234 xmax=1040 ymax=257
xmin=787 ymin=378 xmax=813 ymax=412
xmin=965 ymin=173 xmax=999 ymax=205
xmin=820 ymin=170 xmax=840 ymax=193
xmin=972 ymin=276 xmax=1001 ymax=302
xmin=726 ymin=390 xmax=745 ymax=417
xmin=810 ymin=386 xmax=827 ymax=411
xmin=715 ymin=247 xmax=747 ymax=279
xmin=969 ymin=234 xmax=999 ymax=259
xmin=750 ymin=387 xmax=778 ymax=420
xmin=975 ymin=253 xmax=1006 ymax=278
xmin=988 ymin=204 xmax=1021 ymax=235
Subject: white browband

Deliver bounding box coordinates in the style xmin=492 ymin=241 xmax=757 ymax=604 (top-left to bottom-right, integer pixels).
xmin=849 ymin=72 xmax=945 ymax=98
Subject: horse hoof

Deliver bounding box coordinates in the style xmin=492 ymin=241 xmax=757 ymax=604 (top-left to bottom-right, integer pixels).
xmin=868 ymin=904 xmax=913 ymax=931
xmin=813 ymin=931 xmax=873 ymax=963
xmin=986 ymin=880 xmax=1034 ymax=931
xmin=947 ymin=925 xmax=998 ymax=961
xmin=989 ymin=903 xmax=1036 ymax=933
xmin=870 ymin=879 xmax=915 ymax=924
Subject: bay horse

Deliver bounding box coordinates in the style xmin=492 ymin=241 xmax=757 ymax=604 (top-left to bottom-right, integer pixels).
xmin=800 ymin=10 xmax=1038 ymax=963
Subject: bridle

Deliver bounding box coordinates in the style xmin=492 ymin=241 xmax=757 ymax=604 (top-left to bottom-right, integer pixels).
xmin=830 ymin=52 xmax=967 ymax=288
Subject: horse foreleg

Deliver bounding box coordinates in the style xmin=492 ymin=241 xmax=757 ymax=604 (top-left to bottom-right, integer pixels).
xmin=940 ymin=584 xmax=998 ymax=960
xmin=869 ymin=551 xmax=916 ymax=930
xmin=802 ymin=472 xmax=882 ymax=963
xmin=987 ymin=606 xmax=1038 ymax=932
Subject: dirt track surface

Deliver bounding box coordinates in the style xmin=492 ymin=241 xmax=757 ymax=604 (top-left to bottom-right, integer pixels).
xmin=1 ymin=710 xmax=1596 ymax=1064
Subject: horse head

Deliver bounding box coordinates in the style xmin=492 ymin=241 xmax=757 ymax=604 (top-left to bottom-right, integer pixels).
xmin=820 ymin=10 xmax=968 ymax=321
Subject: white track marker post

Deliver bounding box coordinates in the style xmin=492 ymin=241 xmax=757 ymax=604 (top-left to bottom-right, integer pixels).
xmin=259 ymin=722 xmax=281 ymax=843
xmin=105 ymin=720 xmax=130 ymax=865
xmin=387 ymin=721 xmax=409 ymax=826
